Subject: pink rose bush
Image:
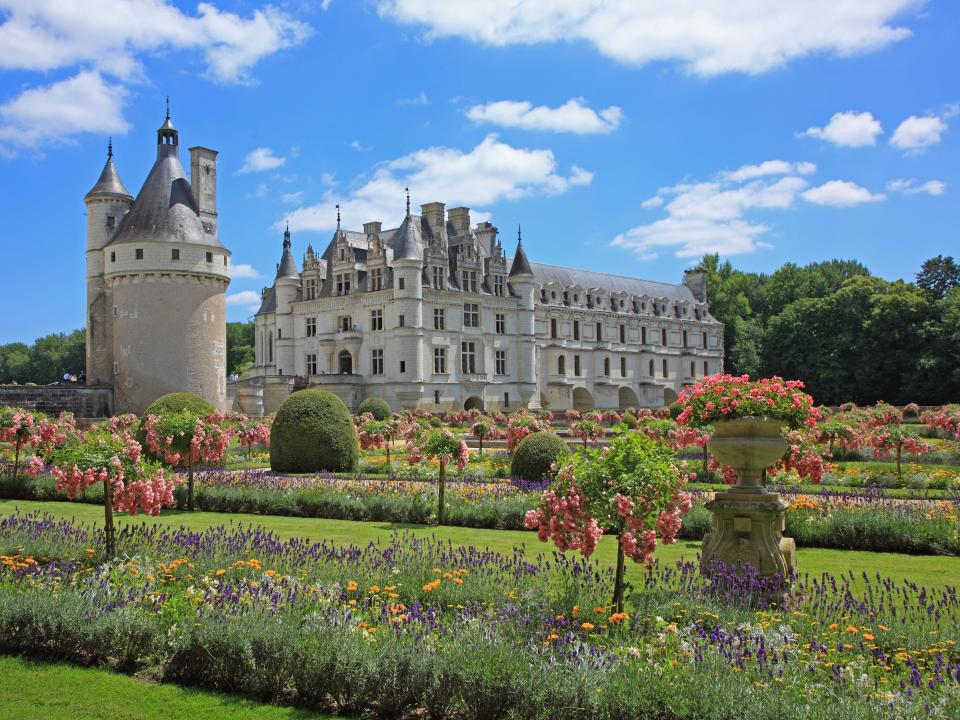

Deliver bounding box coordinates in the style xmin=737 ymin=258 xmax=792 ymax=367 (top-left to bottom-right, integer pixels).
xmin=505 ymin=412 xmax=548 ymax=454
xmin=570 ymin=418 xmax=604 ymax=449
xmin=235 ymin=415 xmax=272 ymax=457
xmin=525 ymin=431 xmax=689 ymax=611
xmin=677 ymin=374 xmax=818 ymax=429
xmin=405 ymin=428 xmax=470 ymax=523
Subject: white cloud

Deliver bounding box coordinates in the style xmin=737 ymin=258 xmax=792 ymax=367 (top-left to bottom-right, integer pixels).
xmin=0 ymin=71 xmax=129 ymax=148
xmin=283 ymin=134 xmax=591 ymax=232
xmin=799 ymin=111 xmax=883 ymax=147
xmin=397 ymin=91 xmax=430 ymax=106
xmin=239 ymin=147 xmax=286 ymax=174
xmin=226 ymin=290 xmax=263 ymax=309
xmin=250 ymin=183 xmax=268 ymax=198
xmin=466 ymin=98 xmax=623 ymax=134
xmin=0 ymin=0 xmax=311 ymax=84
xmin=886 ymin=178 xmax=946 ymax=196
xmin=280 ymin=191 xmax=303 ymax=204
xmin=350 ymin=140 xmax=372 ymax=151
xmin=230 ymin=263 xmax=262 ymax=279
xmin=890 ymin=115 xmax=947 ymax=153
xmin=378 ymin=1 xmax=920 ymax=76
xmin=802 ymin=180 xmax=886 ymax=206
xmin=612 ymin=165 xmax=812 ymax=259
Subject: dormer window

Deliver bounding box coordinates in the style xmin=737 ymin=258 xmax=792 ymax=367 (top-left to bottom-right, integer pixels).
xmin=339 ymin=248 xmax=345 ymax=262
xmin=335 ymin=273 xmax=351 ymax=296
xmin=371 ymin=268 xmax=384 ymax=291
xmin=431 ymin=266 xmax=445 ymax=289
xmin=304 ymin=277 xmax=317 ymax=300
xmin=493 ymin=275 xmax=505 ymax=297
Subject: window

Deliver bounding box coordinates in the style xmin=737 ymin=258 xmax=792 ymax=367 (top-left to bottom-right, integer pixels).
xmin=573 ymin=320 xmax=580 ymax=340
xmin=339 ymin=248 xmax=345 ymax=262
xmin=620 ymin=357 xmax=627 ymax=376
xmin=370 ymin=268 xmax=383 ymax=291
xmin=370 ymin=309 xmax=383 ymax=331
xmin=683 ymin=330 xmax=688 ymax=347
xmin=434 ymin=390 xmax=441 ymax=405
xmin=433 ymin=348 xmax=447 ymax=374
xmin=641 ymin=326 xmax=647 ymax=344
xmin=558 ymin=356 xmax=566 ymax=375
xmin=662 ymin=359 xmax=668 ymax=377
xmin=493 ymin=275 xmax=505 ymax=297
xmin=135 ymin=248 xmax=143 ymax=259
xmin=461 ymin=270 xmax=478 ymax=293
xmin=550 ymin=318 xmax=557 ymax=338
xmin=277 ymin=328 xmax=282 ymax=339
xmin=110 ymin=252 xmax=116 ymax=263
xmin=337 ymin=316 xmax=352 ymax=332
xmin=463 ymin=303 xmax=479 ymax=328
xmin=495 ymin=313 xmax=505 ymax=334
xmin=619 ymin=324 xmax=626 ymax=344
xmin=661 ymin=328 xmax=668 ymax=346
xmin=495 ymin=350 xmax=506 ymax=375
xmin=595 ymin=322 xmax=602 ymax=341
xmin=574 ymin=355 xmax=581 ymax=376
xmin=649 ymin=359 xmax=654 ymax=376
xmin=106 ymin=215 xmax=115 ymax=228
xmin=461 ymin=342 xmax=477 ymax=374
xmin=603 ymin=358 xmax=610 ymax=376
xmin=400 ymin=361 xmax=406 ymax=373
xmin=372 ymin=349 xmax=384 ymax=375
xmin=268 ymin=335 xmax=273 ymax=362
xmin=206 ymin=252 xmax=213 ymax=263
xmin=171 ymin=248 xmax=180 ymax=260
xmin=432 ymin=266 xmax=445 ymax=289
xmin=703 ymin=360 xmax=709 ymax=376
xmin=504 ymin=392 xmax=510 ymax=408
xmin=433 ymin=308 xmax=445 ymax=330
xmin=690 ymin=361 xmax=696 ymax=378
xmin=306 ymin=317 xmax=317 ymax=337
xmin=398 ymin=315 xmax=405 ymax=328
xmin=224 ymin=256 xmax=228 ymax=266
xmin=703 ymin=333 xmax=709 ymax=349
xmin=304 ymin=278 xmax=317 ymax=300
xmin=306 ymin=353 xmax=317 ymax=375
xmin=398 ymin=277 xmax=405 ymax=290
xmin=335 ymin=273 xmax=351 ymax=295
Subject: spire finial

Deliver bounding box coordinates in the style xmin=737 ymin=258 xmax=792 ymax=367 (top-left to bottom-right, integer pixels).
xmin=107 ymin=137 xmax=113 ymax=159
xmin=165 ymin=95 xmax=170 ymax=120
xmin=517 ymin=224 xmax=522 ymax=245
xmin=405 ymin=187 xmax=410 ymax=216
xmin=336 ymin=203 xmax=341 ymax=231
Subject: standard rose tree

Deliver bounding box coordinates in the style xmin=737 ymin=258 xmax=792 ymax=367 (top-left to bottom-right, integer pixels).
xmin=525 ymin=431 xmax=689 ymax=613
xmin=406 ymin=428 xmax=469 ymax=524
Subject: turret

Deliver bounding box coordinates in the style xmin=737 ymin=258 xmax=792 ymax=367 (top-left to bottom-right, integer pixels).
xmin=507 ymin=227 xmax=538 ymax=407
xmin=275 ymin=223 xmax=301 ymax=315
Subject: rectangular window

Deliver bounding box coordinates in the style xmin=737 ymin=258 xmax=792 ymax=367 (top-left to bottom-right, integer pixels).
xmin=135 ymin=248 xmax=143 ymax=259
xmin=461 ymin=342 xmax=476 ymax=374
xmin=683 ymin=330 xmax=689 ymax=347
xmin=661 ymin=328 xmax=668 ymax=346
xmin=206 ymin=252 xmax=213 ymax=263
xmin=106 ymin=215 xmax=115 ymax=228
xmin=171 ymin=248 xmax=180 ymax=260
xmin=433 ymin=308 xmax=445 ymax=330
xmin=337 ymin=316 xmax=352 ymax=332
xmin=495 ymin=350 xmax=506 ymax=375
xmin=703 ymin=360 xmax=709 ymax=376
xmin=110 ymin=252 xmax=116 ymax=263
xmin=619 ymin=324 xmax=626 ymax=344
xmin=433 ymin=348 xmax=447 ymax=374
xmin=372 ymin=349 xmax=384 ymax=375
xmin=495 ymin=313 xmax=505 ymax=334
xmin=662 ymin=358 xmax=668 ymax=377
xmin=550 ymin=318 xmax=557 ymax=339
xmin=306 ymin=353 xmax=317 ymax=375
xmin=370 ymin=309 xmax=383 ymax=331
xmin=493 ymin=275 xmax=505 ymax=297
xmin=573 ymin=320 xmax=580 ymax=340
xmin=620 ymin=357 xmax=627 ymax=376
xmin=434 ymin=390 xmax=441 ymax=405
xmin=432 ymin=266 xmax=445 ymax=289
xmin=649 ymin=359 xmax=655 ymax=376
xmin=335 ymin=273 xmax=351 ymax=295
xmin=504 ymin=392 xmax=510 ymax=408
xmin=304 ymin=278 xmax=317 ymax=300
xmin=690 ymin=361 xmax=696 ymax=378
xmin=399 ymin=360 xmax=406 ymax=373
xmin=558 ymin=356 xmax=566 ymax=375
xmin=574 ymin=355 xmax=581 ymax=376
xmin=370 ymin=268 xmax=383 ymax=291
xmin=641 ymin=326 xmax=647 ymax=344
xmin=603 ymin=357 xmax=610 ymax=376
xmin=398 ymin=277 xmax=405 ymax=290
xmin=306 ymin=317 xmax=317 ymax=337
xmin=595 ymin=322 xmax=602 ymax=341
xmin=463 ymin=303 xmax=479 ymax=328
xmin=703 ymin=333 xmax=709 ymax=349
xmin=398 ymin=315 xmax=405 ymax=328
xmin=461 ymin=270 xmax=478 ymax=293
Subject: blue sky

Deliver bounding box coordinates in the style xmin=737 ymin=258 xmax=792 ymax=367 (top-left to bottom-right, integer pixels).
xmin=1 ymin=1 xmax=957 ymax=343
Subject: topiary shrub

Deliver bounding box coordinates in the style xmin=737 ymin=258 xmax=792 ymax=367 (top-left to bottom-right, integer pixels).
xmin=668 ymin=402 xmax=683 ymax=420
xmin=144 ymin=392 xmax=214 ymax=418
xmin=357 ymin=397 xmax=391 ymax=421
xmin=622 ymin=412 xmax=638 ymax=429
xmin=270 ymin=390 xmax=359 ymax=473
xmin=429 ymin=416 xmax=443 ymax=428
xmin=511 ymin=431 xmax=568 ymax=482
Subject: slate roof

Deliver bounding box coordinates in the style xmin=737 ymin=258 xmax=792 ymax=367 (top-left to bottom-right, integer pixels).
xmin=521 ymin=261 xmax=698 ymax=302
xmin=508 ymin=239 xmax=533 ymax=277
xmin=85 ymin=156 xmax=131 ymax=199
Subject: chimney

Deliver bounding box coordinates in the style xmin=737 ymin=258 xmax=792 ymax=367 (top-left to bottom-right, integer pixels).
xmin=474 ymin=221 xmax=498 ymax=256
xmin=363 ymin=221 xmax=382 ymax=236
xmin=683 ymin=270 xmax=707 ymax=303
xmin=189 ymin=146 xmax=218 ymax=236
xmin=420 ymin=202 xmax=446 ymax=243
xmin=447 ymin=207 xmax=471 ymax=236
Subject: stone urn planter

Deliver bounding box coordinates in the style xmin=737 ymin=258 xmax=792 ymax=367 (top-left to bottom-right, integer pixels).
xmin=700 ymin=417 xmax=796 ymax=590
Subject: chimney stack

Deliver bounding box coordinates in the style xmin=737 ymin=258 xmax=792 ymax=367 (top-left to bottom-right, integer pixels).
xmin=363 ymin=221 xmax=382 ymax=236
xmin=683 ymin=269 xmax=707 ymax=303
xmin=420 ymin=202 xmax=446 ymax=243
xmin=447 ymin=207 xmax=471 ymax=236
xmin=189 ymin=146 xmax=218 ymax=236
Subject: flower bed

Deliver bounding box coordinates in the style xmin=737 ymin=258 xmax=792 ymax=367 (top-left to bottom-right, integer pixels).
xmin=0 ymin=511 xmax=957 ymax=719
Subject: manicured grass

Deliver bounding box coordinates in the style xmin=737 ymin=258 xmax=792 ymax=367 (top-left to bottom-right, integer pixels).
xmin=2 ymin=499 xmax=957 ymax=588
xmin=0 ymin=655 xmax=328 ymax=720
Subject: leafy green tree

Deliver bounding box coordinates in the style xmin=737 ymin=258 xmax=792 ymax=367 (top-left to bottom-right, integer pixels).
xmin=226 ymin=321 xmax=255 ymax=376
xmin=694 ymin=254 xmax=756 ymax=373
xmin=916 ymin=255 xmax=960 ymax=299
xmin=0 ymin=343 xmax=31 ymax=384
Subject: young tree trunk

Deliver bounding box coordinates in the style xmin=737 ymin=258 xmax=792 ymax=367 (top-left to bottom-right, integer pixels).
xmin=478 ymin=435 xmax=483 ymax=457
xmin=11 ymin=438 xmax=22 ymax=481
xmin=187 ymin=455 xmax=195 ymax=511
xmin=102 ymin=475 xmax=116 ymax=557
xmin=437 ymin=460 xmax=446 ymax=524
xmin=612 ymin=535 xmax=626 ymax=613
xmin=896 ymin=442 xmax=902 ymax=482
xmin=701 ymin=445 xmax=708 ymax=478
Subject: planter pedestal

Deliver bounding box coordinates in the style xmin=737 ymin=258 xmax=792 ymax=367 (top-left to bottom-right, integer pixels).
xmin=699 ymin=417 xmax=796 ymax=591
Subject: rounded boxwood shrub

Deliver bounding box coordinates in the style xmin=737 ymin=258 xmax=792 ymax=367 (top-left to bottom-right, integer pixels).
xmin=357 ymin=397 xmax=391 ymax=420
xmin=622 ymin=412 xmax=638 ymax=429
xmin=270 ymin=390 xmax=359 ymax=473
xmin=668 ymin=402 xmax=683 ymax=420
xmin=511 ymin=431 xmax=569 ymax=482
xmin=145 ymin=391 xmax=214 ymax=418
xmin=429 ymin=416 xmax=443 ymax=428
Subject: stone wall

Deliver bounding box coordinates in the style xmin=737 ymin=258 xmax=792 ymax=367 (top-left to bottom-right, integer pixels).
xmin=0 ymin=385 xmax=114 ymax=419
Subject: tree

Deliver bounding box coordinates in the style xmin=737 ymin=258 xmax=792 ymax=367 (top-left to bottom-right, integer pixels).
xmin=226 ymin=321 xmax=255 ymax=376
xmin=695 ymin=254 xmax=755 ymax=373
xmin=406 ymin=428 xmax=468 ymax=524
xmin=916 ymin=255 xmax=960 ymax=299
xmin=470 ymin=419 xmax=494 ymax=456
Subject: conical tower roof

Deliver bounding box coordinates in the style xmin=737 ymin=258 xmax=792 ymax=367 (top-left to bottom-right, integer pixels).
xmin=391 ymin=213 xmax=425 ymax=261
xmin=85 ymin=141 xmax=132 ymax=200
xmin=508 ymin=226 xmax=533 ymax=277
xmin=276 ymin=223 xmax=299 ymax=279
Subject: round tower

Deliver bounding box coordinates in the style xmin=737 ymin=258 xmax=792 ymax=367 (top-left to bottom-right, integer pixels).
xmin=273 ymin=223 xmax=300 ymax=376
xmin=508 ymin=229 xmax=539 ymax=409
xmin=84 ymin=140 xmax=133 ymax=386
xmin=100 ymin=110 xmax=231 ymax=414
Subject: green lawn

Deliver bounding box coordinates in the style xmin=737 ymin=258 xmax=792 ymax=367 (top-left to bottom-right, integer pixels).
xmin=2 ymin=499 xmax=957 ymax=588
xmin=0 ymin=655 xmax=329 ymax=720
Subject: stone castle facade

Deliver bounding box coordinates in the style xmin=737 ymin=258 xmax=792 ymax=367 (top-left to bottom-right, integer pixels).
xmin=250 ymin=201 xmax=723 ymax=413
xmin=84 ymin=113 xmax=231 ymax=414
